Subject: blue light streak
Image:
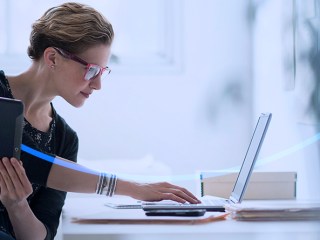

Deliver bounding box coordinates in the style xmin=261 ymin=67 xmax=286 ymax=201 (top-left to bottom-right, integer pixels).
xmin=20 ymin=132 xmax=320 ymax=182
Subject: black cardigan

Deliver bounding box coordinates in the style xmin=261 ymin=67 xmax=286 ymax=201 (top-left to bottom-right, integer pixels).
xmin=0 ymin=70 xmax=78 ymax=239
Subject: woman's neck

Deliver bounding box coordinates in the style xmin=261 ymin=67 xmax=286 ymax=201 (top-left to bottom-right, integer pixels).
xmin=7 ymin=63 xmax=56 ymax=131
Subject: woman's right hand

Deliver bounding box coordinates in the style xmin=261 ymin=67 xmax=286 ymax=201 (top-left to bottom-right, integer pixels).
xmin=0 ymin=157 xmax=33 ymax=209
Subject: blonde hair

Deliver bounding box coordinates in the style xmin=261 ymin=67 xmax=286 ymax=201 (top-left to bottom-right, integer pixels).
xmin=28 ymin=2 xmax=114 ymax=60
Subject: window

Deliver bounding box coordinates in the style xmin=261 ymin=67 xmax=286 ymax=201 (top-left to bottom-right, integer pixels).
xmin=0 ymin=0 xmax=182 ymax=74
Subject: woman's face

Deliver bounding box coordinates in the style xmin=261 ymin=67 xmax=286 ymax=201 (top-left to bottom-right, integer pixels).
xmin=54 ymin=44 xmax=111 ymax=108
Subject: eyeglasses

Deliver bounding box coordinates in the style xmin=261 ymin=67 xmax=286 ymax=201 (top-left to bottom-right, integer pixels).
xmin=53 ymin=47 xmax=111 ymax=81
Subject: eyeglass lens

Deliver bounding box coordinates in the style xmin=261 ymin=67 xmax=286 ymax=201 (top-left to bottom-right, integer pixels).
xmin=85 ymin=66 xmax=101 ymax=80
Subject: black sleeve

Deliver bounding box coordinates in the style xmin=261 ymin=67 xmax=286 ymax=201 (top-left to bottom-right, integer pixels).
xmin=54 ymin=115 xmax=79 ymax=162
xmin=30 ymin=119 xmax=79 ymax=240
xmin=19 ymin=108 xmax=79 ymax=186
xmin=21 ymin=132 xmax=55 ymax=186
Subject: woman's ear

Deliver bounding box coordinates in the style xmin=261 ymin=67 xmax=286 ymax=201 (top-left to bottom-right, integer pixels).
xmin=43 ymin=47 xmax=57 ymax=68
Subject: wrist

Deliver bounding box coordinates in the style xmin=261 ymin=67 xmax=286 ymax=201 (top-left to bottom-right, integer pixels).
xmin=96 ymin=172 xmax=117 ymax=197
xmin=5 ymin=199 xmax=29 ymax=214
xmin=114 ymin=179 xmax=138 ymax=198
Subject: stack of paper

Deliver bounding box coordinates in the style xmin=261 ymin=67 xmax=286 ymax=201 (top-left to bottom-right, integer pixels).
xmin=225 ymin=203 xmax=320 ymax=221
xmin=71 ymin=209 xmax=229 ymax=224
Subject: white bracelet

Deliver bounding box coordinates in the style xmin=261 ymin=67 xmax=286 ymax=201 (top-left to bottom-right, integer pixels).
xmin=96 ymin=172 xmax=117 ymax=197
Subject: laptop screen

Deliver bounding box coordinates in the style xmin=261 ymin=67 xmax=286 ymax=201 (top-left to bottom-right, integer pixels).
xmin=230 ymin=113 xmax=272 ymax=203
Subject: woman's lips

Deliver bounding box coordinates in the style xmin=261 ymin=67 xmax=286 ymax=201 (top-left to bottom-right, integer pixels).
xmin=80 ymin=92 xmax=90 ymax=98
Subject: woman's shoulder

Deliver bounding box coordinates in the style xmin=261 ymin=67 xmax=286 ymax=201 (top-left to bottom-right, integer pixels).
xmin=53 ymin=110 xmax=77 ymax=137
xmin=0 ymin=70 xmax=5 ymax=79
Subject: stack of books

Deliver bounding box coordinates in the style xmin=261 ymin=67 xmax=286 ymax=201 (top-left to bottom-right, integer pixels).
xmin=200 ymin=171 xmax=297 ymax=200
xmin=225 ymin=202 xmax=320 ymax=221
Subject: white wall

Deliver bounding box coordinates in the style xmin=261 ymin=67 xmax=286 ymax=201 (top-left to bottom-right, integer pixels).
xmin=52 ymin=0 xmax=253 ymax=191
xmin=2 ymin=0 xmax=318 ymax=200
xmin=252 ymin=0 xmax=320 ymax=199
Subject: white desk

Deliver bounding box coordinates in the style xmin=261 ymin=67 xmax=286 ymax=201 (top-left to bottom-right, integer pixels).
xmin=62 ymin=196 xmax=320 ymax=240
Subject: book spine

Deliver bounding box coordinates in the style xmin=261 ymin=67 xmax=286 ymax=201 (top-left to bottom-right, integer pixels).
xmin=200 ymin=173 xmax=204 ymax=197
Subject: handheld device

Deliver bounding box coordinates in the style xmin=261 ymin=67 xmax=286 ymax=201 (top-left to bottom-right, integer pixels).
xmin=145 ymin=209 xmax=206 ymax=217
xmin=0 ymin=97 xmax=24 ymax=159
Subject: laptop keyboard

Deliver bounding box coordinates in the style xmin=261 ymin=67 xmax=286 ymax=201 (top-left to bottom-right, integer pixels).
xmin=147 ymin=198 xmax=228 ymax=206
xmin=197 ymin=198 xmax=228 ymax=206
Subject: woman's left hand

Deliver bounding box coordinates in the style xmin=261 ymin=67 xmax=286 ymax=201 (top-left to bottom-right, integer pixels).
xmin=117 ymin=180 xmax=201 ymax=204
xmin=0 ymin=157 xmax=33 ymax=209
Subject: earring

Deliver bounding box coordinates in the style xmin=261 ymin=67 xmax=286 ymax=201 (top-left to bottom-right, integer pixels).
xmin=51 ymin=65 xmax=55 ymax=69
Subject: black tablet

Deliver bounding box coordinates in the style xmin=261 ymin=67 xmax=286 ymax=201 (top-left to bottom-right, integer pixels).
xmin=0 ymin=97 xmax=24 ymax=159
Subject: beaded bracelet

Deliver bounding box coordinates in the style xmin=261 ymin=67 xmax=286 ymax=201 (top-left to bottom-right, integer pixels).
xmin=96 ymin=172 xmax=117 ymax=197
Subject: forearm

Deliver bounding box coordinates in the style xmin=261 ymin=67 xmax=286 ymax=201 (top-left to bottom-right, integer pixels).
xmin=6 ymin=200 xmax=47 ymax=240
xmin=47 ymin=156 xmax=99 ymax=193
xmin=46 ymin=157 xmax=199 ymax=203
xmin=48 ymin=159 xmax=137 ymax=198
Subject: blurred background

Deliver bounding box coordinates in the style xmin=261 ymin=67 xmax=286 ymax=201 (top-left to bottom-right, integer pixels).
xmin=0 ymin=0 xmax=319 ymax=199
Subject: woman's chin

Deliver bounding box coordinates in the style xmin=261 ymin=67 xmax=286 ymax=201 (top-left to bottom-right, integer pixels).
xmin=66 ymin=98 xmax=86 ymax=108
xmin=73 ymin=101 xmax=85 ymax=108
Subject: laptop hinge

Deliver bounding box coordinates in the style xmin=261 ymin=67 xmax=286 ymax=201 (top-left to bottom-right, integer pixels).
xmin=229 ymin=196 xmax=239 ymax=204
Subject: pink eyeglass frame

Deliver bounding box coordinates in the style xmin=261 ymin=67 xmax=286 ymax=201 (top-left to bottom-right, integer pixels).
xmin=53 ymin=47 xmax=111 ymax=81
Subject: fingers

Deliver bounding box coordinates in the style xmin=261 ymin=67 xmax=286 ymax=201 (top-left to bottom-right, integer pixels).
xmin=147 ymin=182 xmax=201 ymax=204
xmin=0 ymin=157 xmax=33 ymax=201
xmin=10 ymin=158 xmax=32 ymax=194
xmin=129 ymin=180 xmax=201 ymax=204
xmin=0 ymin=163 xmax=7 ymax=195
xmin=3 ymin=158 xmax=21 ymax=191
xmin=0 ymin=158 xmax=15 ymax=194
xmin=164 ymin=188 xmax=200 ymax=204
xmin=161 ymin=182 xmax=200 ymax=203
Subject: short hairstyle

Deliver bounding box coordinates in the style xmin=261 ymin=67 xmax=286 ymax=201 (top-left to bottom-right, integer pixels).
xmin=27 ymin=2 xmax=114 ymax=60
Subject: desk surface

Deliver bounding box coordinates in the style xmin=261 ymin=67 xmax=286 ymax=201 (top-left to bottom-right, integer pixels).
xmin=62 ymin=196 xmax=320 ymax=240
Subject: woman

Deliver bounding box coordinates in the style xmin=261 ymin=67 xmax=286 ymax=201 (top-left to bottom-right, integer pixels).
xmin=0 ymin=2 xmax=199 ymax=240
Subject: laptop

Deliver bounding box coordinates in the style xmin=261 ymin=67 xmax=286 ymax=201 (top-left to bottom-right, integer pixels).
xmin=0 ymin=97 xmax=24 ymax=159
xmin=141 ymin=112 xmax=272 ymax=212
